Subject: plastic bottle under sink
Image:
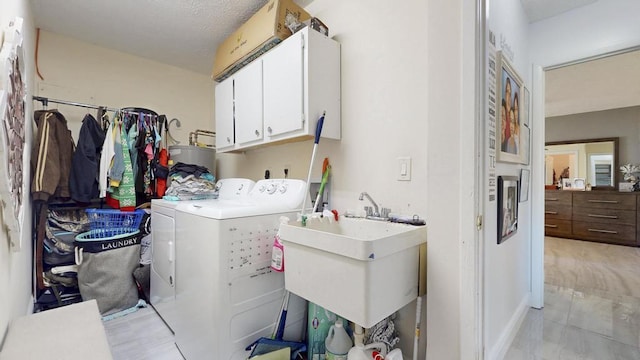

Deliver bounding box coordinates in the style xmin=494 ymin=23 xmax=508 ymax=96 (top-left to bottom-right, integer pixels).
xmin=325 ymin=319 xmax=352 ymax=360
xmin=346 ymin=342 xmax=388 ymax=360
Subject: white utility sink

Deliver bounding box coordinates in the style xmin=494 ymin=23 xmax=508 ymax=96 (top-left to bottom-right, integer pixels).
xmin=279 ymin=216 xmax=427 ymax=328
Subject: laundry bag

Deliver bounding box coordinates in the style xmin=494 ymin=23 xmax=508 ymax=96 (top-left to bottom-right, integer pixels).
xmin=74 ymin=209 xmax=144 ymax=315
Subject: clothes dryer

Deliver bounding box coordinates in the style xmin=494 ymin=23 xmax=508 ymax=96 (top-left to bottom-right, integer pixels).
xmin=173 ymin=179 xmax=309 ymax=360
xmin=150 ymin=178 xmax=255 ymax=331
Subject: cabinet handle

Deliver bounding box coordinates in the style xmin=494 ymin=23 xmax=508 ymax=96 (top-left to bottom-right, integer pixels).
xmin=587 ymin=214 xmax=618 ymax=219
xmin=545 ymin=224 xmax=558 ymax=228
xmin=587 ymin=228 xmax=618 ymax=234
xmin=545 ymin=211 xmax=558 ymax=215
xmin=267 ymin=126 xmax=273 ymax=133
xmin=588 ymin=200 xmax=619 ymax=204
xmin=226 ymin=137 xmax=231 ymax=143
xmin=547 ymin=198 xmax=559 ymax=201
xmin=255 ymin=130 xmax=260 ymax=136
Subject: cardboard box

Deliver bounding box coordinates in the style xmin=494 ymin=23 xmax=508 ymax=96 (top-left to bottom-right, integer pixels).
xmin=212 ymin=0 xmax=310 ymax=82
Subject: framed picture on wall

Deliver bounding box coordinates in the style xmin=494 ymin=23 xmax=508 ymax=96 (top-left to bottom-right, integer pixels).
xmin=496 ymin=52 xmax=526 ymax=164
xmin=497 ymin=176 xmax=519 ymax=244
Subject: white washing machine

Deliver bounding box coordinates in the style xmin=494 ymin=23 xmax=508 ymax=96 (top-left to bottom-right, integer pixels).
xmin=150 ymin=178 xmax=255 ymax=331
xmin=173 ymin=179 xmax=309 ymax=360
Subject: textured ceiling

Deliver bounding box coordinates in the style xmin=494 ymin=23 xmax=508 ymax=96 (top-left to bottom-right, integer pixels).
xmin=30 ymin=0 xmax=274 ymax=75
xmin=545 ymin=49 xmax=640 ymax=117
xmin=30 ymin=1 xmax=596 ymax=75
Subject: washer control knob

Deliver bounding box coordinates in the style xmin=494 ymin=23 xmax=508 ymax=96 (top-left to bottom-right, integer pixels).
xmin=214 ymin=182 xmax=222 ymax=191
xmin=266 ymin=183 xmax=278 ymax=194
xmin=279 ymin=184 xmax=288 ymax=194
xmin=259 ymin=185 xmax=266 ymax=192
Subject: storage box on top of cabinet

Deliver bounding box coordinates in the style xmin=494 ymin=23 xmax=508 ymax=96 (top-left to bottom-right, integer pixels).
xmin=212 ymin=0 xmax=311 ymax=82
xmin=215 ymin=27 xmax=341 ymax=153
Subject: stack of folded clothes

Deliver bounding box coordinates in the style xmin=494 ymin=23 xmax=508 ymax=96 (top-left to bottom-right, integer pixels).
xmin=163 ymin=162 xmax=217 ymax=200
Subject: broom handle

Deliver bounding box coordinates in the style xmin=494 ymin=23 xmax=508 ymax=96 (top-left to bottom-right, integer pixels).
xmin=301 ymin=112 xmax=325 ymax=215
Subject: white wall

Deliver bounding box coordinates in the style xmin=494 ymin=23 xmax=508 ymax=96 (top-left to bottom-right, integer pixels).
xmin=485 ymin=0 xmax=532 ymax=358
xmin=35 ymin=31 xmax=214 ymax=146
xmin=0 ymin=0 xmax=35 ymax=344
xmin=216 ymin=0 xmax=479 ymax=358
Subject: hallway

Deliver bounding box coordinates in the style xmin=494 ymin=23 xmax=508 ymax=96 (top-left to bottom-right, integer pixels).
xmin=506 ymin=237 xmax=640 ymax=359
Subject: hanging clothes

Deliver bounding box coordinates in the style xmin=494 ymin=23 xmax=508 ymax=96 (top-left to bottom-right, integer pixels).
xmin=31 ymin=110 xmax=75 ymax=202
xmin=143 ymin=115 xmax=156 ymax=196
xmin=134 ymin=114 xmax=156 ymax=198
xmin=108 ymin=124 xmax=136 ymax=211
xmin=126 ymin=117 xmax=139 ymax=191
xmin=109 ymin=120 xmax=126 ymax=187
xmin=69 ymin=113 xmax=105 ymax=203
xmin=155 ymin=114 xmax=169 ymax=197
xmin=99 ymin=118 xmax=116 ymax=198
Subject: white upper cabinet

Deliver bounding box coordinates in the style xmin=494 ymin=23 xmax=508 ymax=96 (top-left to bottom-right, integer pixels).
xmin=263 ymin=31 xmax=304 ymax=138
xmin=234 ymin=59 xmax=263 ymax=146
xmin=214 ymin=27 xmax=340 ymax=153
xmin=214 ymin=77 xmax=234 ymax=151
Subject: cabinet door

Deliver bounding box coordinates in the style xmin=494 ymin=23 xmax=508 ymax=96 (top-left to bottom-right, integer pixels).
xmin=214 ymin=77 xmax=235 ymax=150
xmin=235 ymin=60 xmax=264 ymax=146
xmin=263 ymin=31 xmax=304 ymax=138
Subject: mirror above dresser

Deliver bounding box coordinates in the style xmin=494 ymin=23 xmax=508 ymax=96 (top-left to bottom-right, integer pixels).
xmin=545 ymin=137 xmax=618 ymax=190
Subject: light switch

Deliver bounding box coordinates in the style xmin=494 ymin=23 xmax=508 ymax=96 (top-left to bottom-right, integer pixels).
xmin=397 ymin=157 xmax=411 ymax=181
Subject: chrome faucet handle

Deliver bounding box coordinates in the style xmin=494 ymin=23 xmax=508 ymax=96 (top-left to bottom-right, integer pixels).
xmin=380 ymin=207 xmax=391 ymax=219
xmin=359 ymin=192 xmax=380 ymax=216
xmin=364 ymin=206 xmax=373 ymax=217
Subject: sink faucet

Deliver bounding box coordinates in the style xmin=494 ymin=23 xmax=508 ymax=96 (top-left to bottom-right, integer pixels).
xmin=359 ymin=192 xmax=380 ymax=217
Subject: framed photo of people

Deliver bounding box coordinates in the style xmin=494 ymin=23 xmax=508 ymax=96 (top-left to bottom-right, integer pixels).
xmin=496 ymin=51 xmax=526 ymax=164
xmin=497 ymin=175 xmax=519 ymax=244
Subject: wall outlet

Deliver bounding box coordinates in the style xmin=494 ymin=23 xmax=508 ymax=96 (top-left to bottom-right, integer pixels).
xmin=309 ymin=180 xmax=330 ymax=210
xmin=397 ymin=157 xmax=411 ymax=181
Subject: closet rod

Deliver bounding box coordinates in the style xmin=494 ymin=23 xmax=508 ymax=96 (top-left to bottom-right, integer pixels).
xmin=32 ymin=95 xmax=118 ymax=112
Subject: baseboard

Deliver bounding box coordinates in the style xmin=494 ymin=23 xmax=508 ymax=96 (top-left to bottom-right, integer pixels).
xmin=27 ymin=294 xmax=34 ymax=315
xmin=487 ymin=292 xmax=531 ymax=360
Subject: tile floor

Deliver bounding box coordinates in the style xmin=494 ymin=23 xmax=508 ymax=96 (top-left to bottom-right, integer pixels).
xmin=506 ymin=237 xmax=640 ymax=359
xmin=103 ymin=305 xmax=184 ymax=360
xmin=102 ymin=236 xmax=640 ymax=359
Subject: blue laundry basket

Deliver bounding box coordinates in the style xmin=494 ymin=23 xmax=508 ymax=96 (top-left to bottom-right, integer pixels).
xmin=84 ymin=209 xmax=144 ymax=238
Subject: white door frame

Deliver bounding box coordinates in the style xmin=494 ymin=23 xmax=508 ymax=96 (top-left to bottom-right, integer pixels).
xmin=460 ymin=0 xmax=486 ymax=357
xmin=530 ymin=64 xmax=545 ymax=309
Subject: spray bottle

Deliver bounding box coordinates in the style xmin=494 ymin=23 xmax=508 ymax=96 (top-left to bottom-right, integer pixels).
xmin=270 ymin=216 xmax=290 ymax=272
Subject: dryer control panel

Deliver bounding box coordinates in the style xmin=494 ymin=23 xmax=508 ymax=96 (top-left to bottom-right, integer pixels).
xmin=249 ymin=179 xmax=309 ymax=210
xmin=216 ymin=178 xmax=256 ymax=199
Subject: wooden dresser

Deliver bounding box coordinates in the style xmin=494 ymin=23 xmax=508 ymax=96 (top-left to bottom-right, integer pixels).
xmin=545 ymin=190 xmax=639 ymax=246
xmin=544 ymin=190 xmax=573 ymax=238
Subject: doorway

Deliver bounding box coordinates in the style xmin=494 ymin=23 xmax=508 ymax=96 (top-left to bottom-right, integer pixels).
xmin=532 ymin=47 xmax=640 ymax=311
